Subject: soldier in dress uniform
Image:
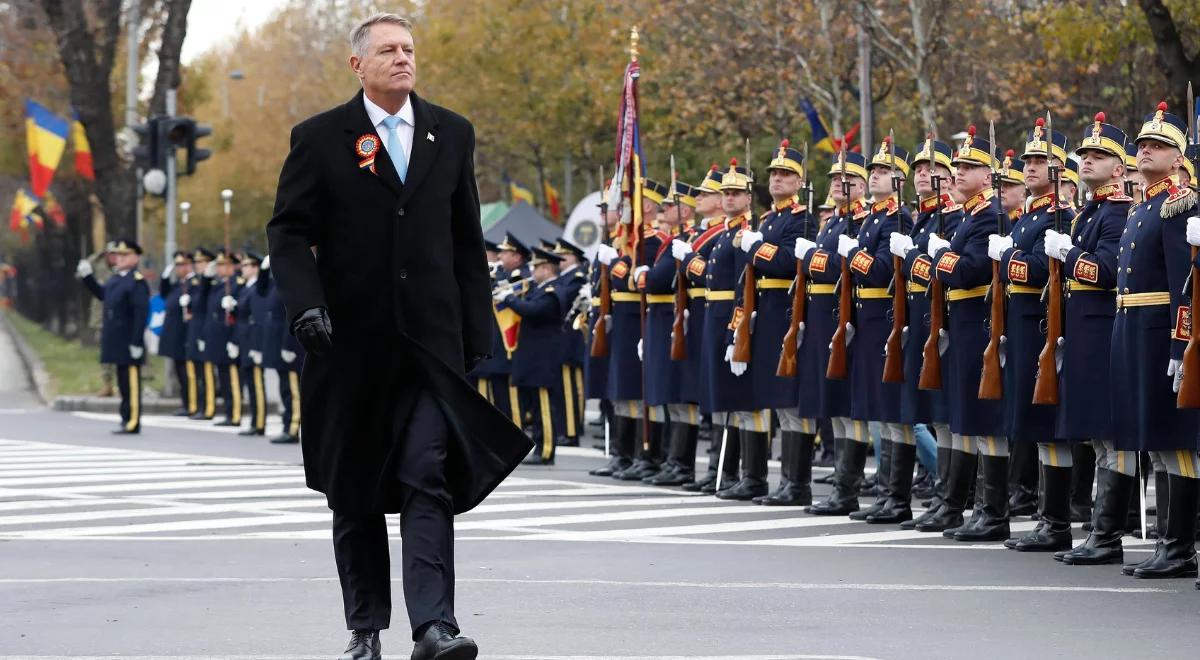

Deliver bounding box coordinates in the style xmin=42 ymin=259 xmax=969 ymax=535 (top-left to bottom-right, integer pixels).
xmin=795 ymin=151 xmax=870 ymax=515
xmin=587 ymin=206 xmax=628 ymax=476
xmin=735 ymin=140 xmax=817 ymax=505
xmin=1113 ymin=102 xmax=1200 ymax=579
xmin=185 ymin=248 xmax=217 ymax=420
xmin=642 ymin=180 xmax=704 ymax=486
xmin=235 ymin=252 xmax=268 ymax=437
xmin=551 ymin=238 xmax=589 ymax=447
xmin=890 ymin=136 xmax=965 ymax=530
xmin=204 ymin=250 xmax=245 ymax=427
xmin=923 ymin=126 xmax=1011 ymax=542
xmin=479 ymin=234 xmax=532 ymax=423
xmin=499 ymin=246 xmax=566 ymax=465
xmin=257 ymin=256 xmax=303 ymax=444
xmin=158 ymin=250 xmax=196 ymax=416
xmin=1041 ymin=114 xmax=1135 ymax=565
xmin=676 ymin=166 xmax=731 ymax=491
xmin=991 ymin=118 xmax=1071 ymax=551
xmin=75 ymin=239 xmax=149 ymax=434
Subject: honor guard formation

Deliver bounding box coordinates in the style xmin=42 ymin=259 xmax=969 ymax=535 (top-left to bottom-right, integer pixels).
xmin=75 ymin=242 xmax=304 ymax=443
xmin=477 ymin=100 xmax=1200 ymax=589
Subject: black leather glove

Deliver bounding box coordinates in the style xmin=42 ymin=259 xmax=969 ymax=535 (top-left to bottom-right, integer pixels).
xmin=292 ymin=307 xmax=333 ymax=356
xmin=465 ymin=352 xmax=489 ymax=372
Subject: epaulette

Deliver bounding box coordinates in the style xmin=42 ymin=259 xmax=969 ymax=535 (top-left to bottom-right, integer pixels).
xmin=791 ymin=203 xmax=806 ymax=213
xmin=1106 ymin=193 xmax=1132 ymax=202
xmin=236 ymin=276 xmax=245 ymax=285
xmin=853 ymin=207 xmax=870 ymax=221
xmin=1162 ymin=186 xmax=1198 ymax=219
xmin=940 ymin=193 xmax=961 ymax=213
xmin=545 ymin=286 xmax=555 ymax=292
xmin=573 ymin=270 xmax=586 ymax=279
xmin=759 ymin=209 xmax=773 ymax=220
xmin=133 ymin=271 xmax=144 ymax=280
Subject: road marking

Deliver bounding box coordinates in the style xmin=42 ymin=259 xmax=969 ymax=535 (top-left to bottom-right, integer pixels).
xmin=0 ymin=656 xmax=882 ymax=660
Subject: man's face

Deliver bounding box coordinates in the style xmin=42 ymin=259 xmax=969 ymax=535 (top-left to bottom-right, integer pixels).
xmin=240 ymin=264 xmax=260 ymax=281
xmin=114 ymin=253 xmax=138 ymax=271
xmin=1022 ymin=154 xmax=1051 ymax=192
xmin=829 ymin=174 xmax=865 ymax=204
xmin=642 ymin=196 xmax=660 ymax=217
xmin=105 ymin=252 xmax=118 ymax=266
xmin=1000 ymin=182 xmax=1026 ymax=213
xmin=955 ymin=162 xmax=991 ymax=197
xmin=498 ymin=249 xmax=521 ymax=271
xmin=658 ymin=202 xmax=684 ymax=227
xmin=720 ymin=190 xmax=750 ymax=215
xmin=867 ymin=166 xmax=896 ymax=198
xmin=533 ymin=263 xmax=557 ymax=283
xmin=768 ymin=169 xmax=801 ymax=201
xmin=1137 ymin=139 xmax=1183 ymax=179
xmin=194 ymin=257 xmax=211 ymax=274
xmin=560 ymin=254 xmax=580 ymax=270
xmin=217 ymin=261 xmax=235 ymax=279
xmin=1079 ymin=149 xmax=1123 ymax=188
xmin=695 ymin=191 xmax=721 ymax=217
xmin=173 ymin=262 xmax=192 ymax=279
xmin=914 ymin=162 xmax=950 ymax=197
xmin=350 ymin=23 xmax=416 ymax=100
xmin=485 ymin=249 xmax=498 ymax=263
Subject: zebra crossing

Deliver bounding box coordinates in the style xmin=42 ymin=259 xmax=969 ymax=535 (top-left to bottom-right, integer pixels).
xmin=0 ymin=436 xmax=1138 ymax=549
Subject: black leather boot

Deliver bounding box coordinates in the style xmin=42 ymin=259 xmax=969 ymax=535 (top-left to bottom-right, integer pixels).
xmin=339 ymin=629 xmax=381 ymax=660
xmin=954 ymin=454 xmax=1010 ymax=542
xmin=1008 ymin=442 xmax=1039 ymax=516
xmin=646 ymin=424 xmax=699 ymax=486
xmin=683 ymin=425 xmax=723 ymax=492
xmin=618 ymin=421 xmax=664 ymax=480
xmin=922 ymin=449 xmax=976 ymax=533
xmin=867 ymin=441 xmax=916 ymax=524
xmin=1124 ymin=471 xmax=1169 ymax=574
xmin=1062 ymin=468 xmax=1134 ymax=565
xmin=589 ymin=416 xmax=634 ymax=477
xmin=851 ymin=437 xmax=892 ymax=520
xmin=1014 ymin=463 xmax=1073 ymax=551
xmin=1070 ymin=443 xmax=1097 ymax=523
xmin=717 ymin=429 xmax=770 ymax=500
xmin=759 ymin=432 xmax=814 ymax=506
xmin=702 ymin=426 xmax=740 ymax=494
xmin=807 ymin=438 xmax=867 ymax=515
xmin=755 ymin=431 xmax=794 ymax=504
xmin=1133 ymin=473 xmax=1199 ymax=579
xmin=905 ymin=445 xmax=952 ymax=530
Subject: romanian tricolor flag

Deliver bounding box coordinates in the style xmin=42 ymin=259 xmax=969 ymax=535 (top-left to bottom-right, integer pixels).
xmin=610 ymin=29 xmax=645 ymax=261
xmin=71 ymin=112 xmax=94 ymax=181
xmin=494 ymin=305 xmax=521 ymax=356
xmin=25 ymin=100 xmax=70 ymax=197
xmin=801 ymin=98 xmax=835 ymax=154
xmin=543 ymin=180 xmax=562 ymax=222
xmin=9 ymin=189 xmax=40 ymax=232
xmin=509 ymin=180 xmax=535 ymax=206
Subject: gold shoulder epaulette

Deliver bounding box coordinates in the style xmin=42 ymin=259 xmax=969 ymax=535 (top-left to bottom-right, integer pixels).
xmin=134 ymin=271 xmax=144 ymax=280
xmin=1162 ymin=187 xmax=1198 ymax=219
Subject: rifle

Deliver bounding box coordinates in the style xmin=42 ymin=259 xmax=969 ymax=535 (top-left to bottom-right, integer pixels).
xmin=827 ymin=142 xmax=854 ymax=380
xmin=1178 ymin=82 xmax=1200 ymax=408
xmin=670 ymin=154 xmax=689 ymax=361
xmin=221 ymin=189 xmax=234 ymax=327
xmin=883 ymin=130 xmax=907 ymax=383
xmin=777 ymin=141 xmax=811 ymax=378
xmin=1033 ymin=111 xmax=1064 ymax=405
xmin=732 ymin=139 xmax=756 ymax=363
xmin=978 ymin=121 xmax=1005 ymax=400
xmin=590 ymin=166 xmax=613 ymax=358
xmin=918 ymin=138 xmax=946 ymax=390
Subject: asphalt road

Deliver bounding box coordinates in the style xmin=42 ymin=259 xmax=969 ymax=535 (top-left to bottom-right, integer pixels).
xmin=0 ymin=364 xmax=1198 ymax=658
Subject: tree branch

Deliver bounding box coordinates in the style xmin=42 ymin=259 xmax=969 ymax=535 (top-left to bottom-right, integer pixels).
xmin=148 ymin=0 xmax=193 ymax=116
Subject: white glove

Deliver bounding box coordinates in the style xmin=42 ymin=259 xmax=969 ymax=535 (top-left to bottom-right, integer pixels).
xmin=632 ymin=265 xmax=649 ymax=286
xmin=671 ymin=239 xmax=693 ymax=261
xmin=1044 ymin=230 xmax=1073 ymax=262
xmin=671 ymin=308 xmax=690 ymax=343
xmin=831 ymin=322 xmax=855 ymax=349
xmin=75 ymin=259 xmax=93 ymax=279
xmin=739 ymin=230 xmax=763 ymax=253
xmin=795 ymin=321 xmax=806 ymax=349
xmin=726 ymin=344 xmax=747 ymax=376
xmin=938 ymin=328 xmax=949 ymax=356
xmin=492 ymin=289 xmax=510 ymax=303
xmin=281 ymin=349 xmax=297 ymax=364
xmin=129 ymin=345 xmax=143 ymax=360
xmin=998 ymin=334 xmax=1008 ymax=368
xmin=637 ymin=339 xmax=644 ymax=361
xmin=250 ymin=350 xmax=263 ymax=365
xmin=161 ymin=264 xmax=174 ymax=280
xmin=901 ymin=325 xmax=909 ymax=349
xmin=1169 ymin=358 xmax=1184 ymax=393
xmin=596 ymin=244 xmax=619 ymax=266
xmin=179 ymin=293 xmax=191 ymax=308
xmin=1055 ymin=336 xmax=1064 ymax=374
xmin=580 ymin=282 xmax=593 ymax=300
xmin=724 ymin=344 xmax=735 ymax=364
xmin=987 ymin=234 xmax=1013 ymax=262
xmin=226 ymin=342 xmax=239 ymax=360
xmin=794 ymin=238 xmax=817 ymax=260
xmin=890 ymin=233 xmax=915 ymax=258
xmin=260 ymin=255 xmax=270 ymax=270
xmin=203 ymin=261 xmax=217 ymax=278
xmin=926 ymin=233 xmax=950 ymax=257
xmin=1187 ymin=217 xmax=1200 ymax=247
xmin=221 ymin=295 xmax=237 ymax=312
xmin=197 ymin=339 xmax=206 ymax=352
xmin=837 ymin=235 xmax=859 ymax=258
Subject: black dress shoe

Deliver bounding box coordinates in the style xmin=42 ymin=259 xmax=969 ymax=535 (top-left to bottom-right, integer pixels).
xmin=270 ymin=434 xmax=300 ymax=444
xmin=214 ymin=419 xmax=239 ymax=427
xmin=189 ymin=413 xmax=213 ymax=420
xmin=715 ymin=477 xmax=769 ymax=501
xmin=682 ymin=471 xmax=717 ymax=492
xmin=340 ymin=629 xmax=380 ymax=660
xmin=588 ymin=456 xmax=631 ymax=477
xmin=238 ymin=428 xmax=265 ymax=436
xmin=758 ymin=482 xmax=813 ymax=506
xmin=111 ymin=428 xmax=140 ymax=435
xmin=614 ymin=458 xmax=659 ymax=481
xmin=556 ymin=436 xmax=580 ymax=447
xmin=411 ymin=622 xmax=478 ymax=660
xmin=172 ymin=408 xmax=191 ymax=417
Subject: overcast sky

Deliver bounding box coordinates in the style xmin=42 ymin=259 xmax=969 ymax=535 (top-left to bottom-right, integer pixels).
xmin=180 ymin=0 xmax=289 ymax=64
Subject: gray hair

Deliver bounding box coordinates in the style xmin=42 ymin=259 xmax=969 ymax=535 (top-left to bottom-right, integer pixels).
xmin=350 ymin=13 xmax=413 ymax=58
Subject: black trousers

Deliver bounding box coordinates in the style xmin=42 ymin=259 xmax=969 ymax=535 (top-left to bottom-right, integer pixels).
xmin=215 ymin=363 xmax=242 ymax=423
xmin=331 ymin=391 xmax=457 ymax=639
xmin=115 ymin=363 xmax=141 ymax=432
xmin=173 ymin=359 xmax=197 ymax=414
xmin=241 ymin=365 xmax=267 ymax=432
xmin=278 ymin=368 xmax=301 ymax=438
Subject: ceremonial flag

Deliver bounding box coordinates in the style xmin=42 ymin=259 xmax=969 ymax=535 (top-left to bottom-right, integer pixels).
xmin=24 ymin=100 xmax=70 ymax=198
xmin=507 ymin=178 xmax=535 ymax=206
xmin=9 ymin=189 xmax=40 ymax=232
xmin=801 ymin=98 xmax=835 ymax=153
xmin=832 ymin=123 xmax=863 ymax=153
xmin=543 ymin=180 xmax=562 ymax=222
xmin=71 ymin=112 xmax=94 ymax=181
xmin=42 ymin=192 xmax=66 ymax=227
xmin=610 ymin=29 xmax=646 ymax=260
xmin=494 ymin=305 xmax=521 ymax=356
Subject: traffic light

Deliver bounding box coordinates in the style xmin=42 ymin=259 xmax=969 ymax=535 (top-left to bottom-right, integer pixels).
xmin=184 ymin=120 xmax=212 ymax=175
xmin=131 ymin=117 xmax=163 ymax=171
xmin=161 ymin=117 xmax=213 ymax=176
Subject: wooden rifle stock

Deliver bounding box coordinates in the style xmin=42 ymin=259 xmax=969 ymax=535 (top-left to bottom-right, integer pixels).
xmin=777 ymin=259 xmax=806 ymax=377
xmin=826 ymin=260 xmax=852 ymax=380
xmin=1177 ymin=246 xmax=1200 ymax=407
xmin=589 ymin=264 xmax=612 ymax=357
xmin=670 ymin=266 xmax=688 ymax=361
xmin=918 ymin=277 xmax=944 ymax=390
xmin=732 ymin=262 xmax=756 ymax=362
xmin=978 ymin=261 xmax=1005 ymax=400
xmin=882 ymin=255 xmax=907 ymax=383
xmin=1032 ymin=259 xmax=1062 ymax=405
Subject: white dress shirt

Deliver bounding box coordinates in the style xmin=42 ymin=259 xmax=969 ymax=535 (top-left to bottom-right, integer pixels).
xmin=363 ymin=93 xmax=414 ymax=165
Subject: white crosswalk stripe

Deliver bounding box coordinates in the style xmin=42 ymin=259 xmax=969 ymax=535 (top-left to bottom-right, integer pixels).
xmin=0 ymin=437 xmax=1154 ymax=550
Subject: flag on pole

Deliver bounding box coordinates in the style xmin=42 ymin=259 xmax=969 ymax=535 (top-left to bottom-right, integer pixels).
xmin=9 ymin=189 xmax=40 ymax=232
xmin=611 ymin=27 xmax=646 ymax=259
xmin=24 ymin=100 xmax=70 ymax=197
xmin=494 ymin=306 xmax=521 ymax=356
xmin=801 ymin=98 xmax=835 ymax=153
xmin=71 ymin=112 xmax=94 ymax=181
xmin=506 ymin=177 xmax=535 ymax=206
xmin=543 ymin=180 xmax=562 ymax=222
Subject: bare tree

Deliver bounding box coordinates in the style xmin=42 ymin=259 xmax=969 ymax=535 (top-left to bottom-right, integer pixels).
xmin=1137 ymin=0 xmax=1200 ymax=114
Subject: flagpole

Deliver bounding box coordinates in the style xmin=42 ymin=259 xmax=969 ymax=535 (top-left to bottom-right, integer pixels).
xmin=627 ymin=26 xmax=652 ymax=454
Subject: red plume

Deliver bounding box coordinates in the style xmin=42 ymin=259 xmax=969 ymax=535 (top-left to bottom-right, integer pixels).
xmin=710 ymin=163 xmax=718 ymax=171
xmin=780 ymin=139 xmax=790 ymax=148
xmin=1095 ymin=112 xmax=1106 ymax=123
xmin=729 ymin=158 xmax=738 ymax=167
xmin=1035 ymin=117 xmax=1045 ymax=127
xmin=967 ymin=124 xmax=977 ymax=137
xmin=1005 ymin=149 xmax=1015 ymax=157
xmin=1157 ymin=101 xmax=1168 ymax=112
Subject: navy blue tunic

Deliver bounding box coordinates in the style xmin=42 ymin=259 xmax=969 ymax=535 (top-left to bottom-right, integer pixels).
xmin=82 ymin=270 xmax=150 ymax=366
xmin=701 ymin=213 xmax=758 ymax=412
xmin=183 ymin=274 xmax=210 ymax=362
xmin=605 ymin=226 xmax=665 ymax=401
xmin=158 ymin=277 xmax=188 ymax=361
xmin=684 ymin=219 xmax=725 ymax=410
xmin=505 ymin=278 xmax=565 ymax=389
xmin=641 ymin=226 xmax=687 ymax=406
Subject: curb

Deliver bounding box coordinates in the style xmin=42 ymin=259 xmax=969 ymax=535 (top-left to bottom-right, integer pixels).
xmin=53 ymin=395 xmax=280 ymax=415
xmin=0 ymin=310 xmax=51 ymax=405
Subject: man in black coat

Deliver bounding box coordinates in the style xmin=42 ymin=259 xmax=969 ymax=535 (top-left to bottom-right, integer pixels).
xmin=266 ymin=13 xmax=531 ymax=660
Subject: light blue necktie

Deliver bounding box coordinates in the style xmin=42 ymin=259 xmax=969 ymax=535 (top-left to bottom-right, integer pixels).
xmin=381 ymin=116 xmax=408 ymax=183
